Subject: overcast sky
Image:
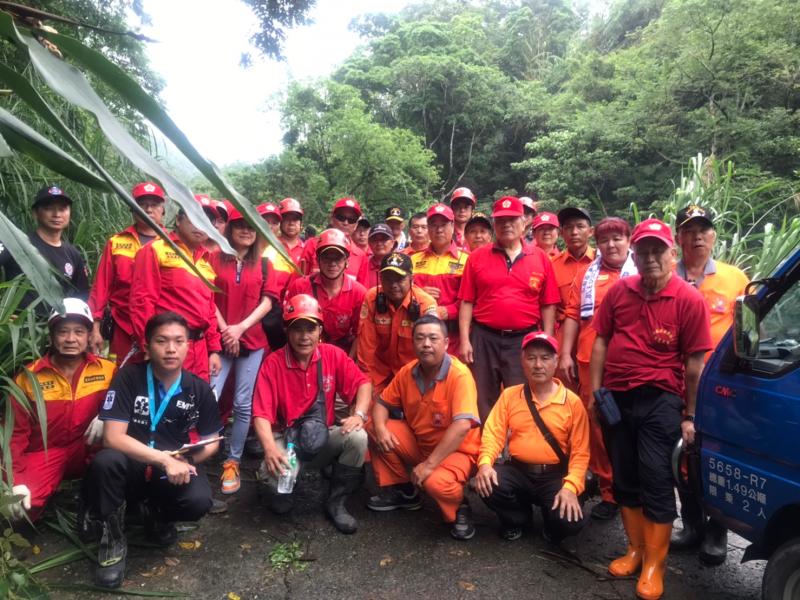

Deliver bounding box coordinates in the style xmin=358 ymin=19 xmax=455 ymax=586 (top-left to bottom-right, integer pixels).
xmin=137 ymin=0 xmax=412 ymax=167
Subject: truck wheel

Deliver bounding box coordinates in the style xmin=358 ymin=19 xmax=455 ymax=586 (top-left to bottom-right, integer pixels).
xmin=763 ymin=539 xmax=800 ymax=600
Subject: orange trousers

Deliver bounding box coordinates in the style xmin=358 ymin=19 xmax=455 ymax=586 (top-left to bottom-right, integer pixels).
xmin=369 ymin=419 xmax=475 ymax=522
xmin=578 ymin=361 xmax=616 ymax=503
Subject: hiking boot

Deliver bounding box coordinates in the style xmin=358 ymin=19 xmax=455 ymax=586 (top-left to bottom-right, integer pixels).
xmin=220 ymin=459 xmax=241 ymax=494
xmin=450 ymin=504 xmax=475 ymax=541
xmin=592 ymin=500 xmax=620 ymax=521
xmin=95 ymin=503 xmax=127 ymax=589
xmin=141 ymin=501 xmax=177 ymax=547
xmin=501 ymin=526 xmax=523 ymax=541
xmin=324 ymin=463 xmax=363 ymax=534
xmin=367 ymin=485 xmax=422 ymax=512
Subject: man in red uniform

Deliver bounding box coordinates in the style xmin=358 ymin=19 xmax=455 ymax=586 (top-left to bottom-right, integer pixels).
xmin=459 ymin=196 xmax=560 ymax=421
xmin=252 ymin=295 xmax=372 ymax=533
xmin=278 ymin=198 xmax=305 ymax=266
xmin=411 ymin=203 xmax=469 ymax=354
xmin=361 ymin=223 xmax=397 ymax=290
xmin=89 ymin=182 xmax=166 ymax=362
xmin=464 ymin=212 xmax=493 ymax=252
xmin=532 ymin=212 xmax=561 ymax=259
xmin=301 ymin=198 xmax=369 ymax=281
xmin=449 ymin=187 xmax=476 ymax=251
xmin=403 ymin=212 xmax=429 ymax=255
xmin=129 ymin=198 xmax=222 ymax=381
xmin=285 ymin=229 xmax=367 ymax=355
xmin=8 ymin=299 xmax=116 ymax=521
xmin=590 ymin=218 xmax=711 ymax=600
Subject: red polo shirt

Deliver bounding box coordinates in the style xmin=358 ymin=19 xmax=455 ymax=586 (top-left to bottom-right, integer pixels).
xmin=301 ymin=237 xmax=369 ymax=282
xmin=251 ymin=343 xmax=368 ymax=429
xmin=359 ymin=255 xmax=383 ymax=290
xmin=209 ymin=253 xmax=277 ymax=351
xmin=593 ymin=274 xmax=712 ymax=397
xmin=281 ymin=237 xmax=305 ymax=266
xmin=459 ymin=242 xmax=560 ymax=330
xmin=285 ymin=273 xmax=366 ymax=349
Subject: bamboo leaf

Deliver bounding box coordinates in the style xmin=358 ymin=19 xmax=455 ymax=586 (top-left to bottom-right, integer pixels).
xmin=49 ymin=583 xmax=189 ymax=597
xmin=0 ymin=129 xmax=12 ymax=157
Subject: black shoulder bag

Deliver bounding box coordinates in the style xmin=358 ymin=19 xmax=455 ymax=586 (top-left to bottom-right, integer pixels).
xmin=260 ymin=257 xmax=287 ymax=350
xmin=285 ymin=357 xmax=329 ymax=461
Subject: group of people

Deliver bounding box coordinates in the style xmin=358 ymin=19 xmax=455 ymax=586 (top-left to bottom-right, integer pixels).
xmin=1 ymin=182 xmax=749 ymax=599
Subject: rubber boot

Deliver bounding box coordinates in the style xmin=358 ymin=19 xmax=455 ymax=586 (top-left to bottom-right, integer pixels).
xmin=77 ymin=497 xmax=102 ymax=544
xmin=141 ymin=501 xmax=177 ymax=547
xmin=699 ymin=518 xmax=727 ymax=566
xmin=636 ymin=519 xmax=672 ymax=600
xmin=609 ymin=506 xmax=645 ymax=577
xmin=325 ymin=462 xmax=363 ymax=534
xmin=670 ymin=488 xmax=704 ymax=551
xmin=95 ymin=503 xmax=127 ymax=589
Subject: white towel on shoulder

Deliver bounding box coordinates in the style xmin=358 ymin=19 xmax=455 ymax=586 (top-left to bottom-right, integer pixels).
xmin=580 ymin=250 xmax=637 ymax=319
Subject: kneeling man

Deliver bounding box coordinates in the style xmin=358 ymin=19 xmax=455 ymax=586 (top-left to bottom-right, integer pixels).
xmin=474 ymin=332 xmax=589 ymax=543
xmin=369 ymin=315 xmax=481 ymax=541
xmin=82 ymin=312 xmax=222 ymax=589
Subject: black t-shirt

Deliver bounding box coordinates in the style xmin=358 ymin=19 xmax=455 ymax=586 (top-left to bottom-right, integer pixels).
xmin=99 ymin=362 xmax=221 ymax=452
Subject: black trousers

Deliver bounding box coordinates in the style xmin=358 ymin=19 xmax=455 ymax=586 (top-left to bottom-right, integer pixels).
xmin=482 ymin=464 xmax=588 ymax=542
xmin=469 ymin=324 xmax=530 ymax=422
xmin=82 ymin=449 xmax=212 ymax=521
xmin=600 ymin=385 xmax=682 ymax=524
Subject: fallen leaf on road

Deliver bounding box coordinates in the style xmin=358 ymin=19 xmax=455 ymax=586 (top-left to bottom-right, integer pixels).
xmin=164 ymin=557 xmax=180 ymax=567
xmin=227 ymin=593 xmax=241 ymax=600
xmin=178 ymin=540 xmax=202 ymax=550
xmin=379 ymin=556 xmax=393 ymax=567
xmin=449 ymin=549 xmax=470 ymax=557
xmin=240 ymin=543 xmax=252 ymax=551
xmin=139 ymin=565 xmax=167 ymax=578
xmin=31 ymin=545 xmax=41 ymax=555
xmin=458 ymin=581 xmax=476 ymax=591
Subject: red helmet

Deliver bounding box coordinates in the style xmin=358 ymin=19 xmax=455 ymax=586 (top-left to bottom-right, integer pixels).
xmin=316 ymin=228 xmax=350 ymax=256
xmin=450 ymin=187 xmax=476 ymax=206
xmin=257 ymin=202 xmax=282 ymax=220
xmin=332 ymin=197 xmax=362 ymax=216
xmin=283 ymin=294 xmax=323 ymax=324
xmin=131 ymin=181 xmax=165 ymax=202
xmin=279 ymin=197 xmax=304 ymax=216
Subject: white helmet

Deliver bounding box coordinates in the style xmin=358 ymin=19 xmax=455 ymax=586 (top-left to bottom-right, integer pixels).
xmin=48 ymin=297 xmax=93 ymax=329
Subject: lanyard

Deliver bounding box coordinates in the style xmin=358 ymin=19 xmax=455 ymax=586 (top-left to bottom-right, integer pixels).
xmin=146 ymin=363 xmax=182 ymax=448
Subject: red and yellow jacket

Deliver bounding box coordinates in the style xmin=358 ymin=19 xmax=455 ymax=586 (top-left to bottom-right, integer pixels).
xmin=411 ymin=243 xmax=468 ymax=321
xmin=129 ymin=232 xmax=221 ymax=351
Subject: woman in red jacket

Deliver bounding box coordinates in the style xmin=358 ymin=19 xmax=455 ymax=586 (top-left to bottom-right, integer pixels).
xmin=209 ymin=208 xmax=277 ymax=494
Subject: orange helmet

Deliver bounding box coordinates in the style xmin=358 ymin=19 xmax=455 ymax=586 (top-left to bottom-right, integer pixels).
xmin=316 ymin=228 xmax=349 ymax=256
xmin=283 ymin=294 xmax=323 ymax=324
xmin=450 ymin=187 xmax=476 ymax=206
xmin=279 ymin=197 xmax=304 ymax=216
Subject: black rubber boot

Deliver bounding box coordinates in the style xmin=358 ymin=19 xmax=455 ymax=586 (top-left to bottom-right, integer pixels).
xmin=95 ymin=503 xmax=127 ymax=589
xmin=141 ymin=501 xmax=177 ymax=547
xmin=671 ymin=489 xmax=704 ymax=551
xmin=77 ymin=497 xmax=102 ymax=544
xmin=699 ymin=518 xmax=728 ymax=566
xmin=325 ymin=462 xmax=363 ymax=534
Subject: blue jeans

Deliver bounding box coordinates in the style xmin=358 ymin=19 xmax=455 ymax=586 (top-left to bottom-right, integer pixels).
xmin=210 ymin=349 xmax=264 ymax=462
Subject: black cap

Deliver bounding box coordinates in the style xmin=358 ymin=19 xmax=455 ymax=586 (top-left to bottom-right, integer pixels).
xmin=356 ymin=216 xmax=371 ymax=229
xmin=369 ymin=223 xmax=394 ymax=239
xmin=466 ymin=212 xmax=492 ymax=229
xmin=675 ymin=204 xmax=714 ymax=229
xmin=384 ymin=206 xmax=405 ymax=222
xmin=33 ymin=184 xmax=72 ymax=208
xmin=380 ymin=251 xmax=413 ymax=277
xmin=557 ymin=206 xmax=591 ymax=225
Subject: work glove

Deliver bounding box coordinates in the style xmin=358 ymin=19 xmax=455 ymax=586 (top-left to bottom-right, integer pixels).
xmin=84 ymin=416 xmax=105 ymax=445
xmin=8 ymin=484 xmax=31 ymax=521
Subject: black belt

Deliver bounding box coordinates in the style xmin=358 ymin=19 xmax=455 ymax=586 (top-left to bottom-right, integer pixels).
xmin=473 ymin=321 xmax=539 ymax=338
xmin=509 ymin=459 xmax=564 ymax=475
xmin=188 ymin=327 xmax=206 ymax=341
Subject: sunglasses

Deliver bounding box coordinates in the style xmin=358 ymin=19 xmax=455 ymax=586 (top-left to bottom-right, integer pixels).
xmin=334 ymin=213 xmax=359 ymax=224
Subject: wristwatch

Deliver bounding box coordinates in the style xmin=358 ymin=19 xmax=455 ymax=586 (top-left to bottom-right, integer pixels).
xmin=355 ymin=410 xmax=369 ymax=424
xmin=682 ymin=414 xmax=695 ymax=423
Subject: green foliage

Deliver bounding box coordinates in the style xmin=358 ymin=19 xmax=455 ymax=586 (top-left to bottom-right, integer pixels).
xmin=268 ymin=541 xmax=308 ymax=572
xmin=240 ymin=0 xmax=316 ymax=62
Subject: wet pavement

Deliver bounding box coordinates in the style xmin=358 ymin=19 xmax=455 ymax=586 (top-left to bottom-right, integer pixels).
xmin=31 ymin=457 xmax=765 ymax=599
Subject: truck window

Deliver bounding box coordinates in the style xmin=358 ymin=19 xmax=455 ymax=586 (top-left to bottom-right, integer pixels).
xmin=751 ymin=277 xmax=800 ymax=374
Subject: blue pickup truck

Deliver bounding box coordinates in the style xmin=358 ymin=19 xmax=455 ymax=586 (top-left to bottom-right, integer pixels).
xmin=689 ymin=247 xmax=800 ymax=599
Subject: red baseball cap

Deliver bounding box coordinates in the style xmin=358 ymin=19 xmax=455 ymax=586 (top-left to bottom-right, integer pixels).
xmin=631 ymin=218 xmax=674 ymax=248
xmin=131 ymin=182 xmax=165 ymax=202
xmin=520 ymin=196 xmax=537 ymax=214
xmin=194 ymin=194 xmax=220 ymax=218
xmin=257 ymin=202 xmax=282 ymax=220
xmin=492 ymin=196 xmax=524 ymax=218
xmin=226 ymin=207 xmax=244 ymax=222
xmin=332 ymin=197 xmax=362 ymax=216
xmin=427 ymin=203 xmax=454 ymax=221
xmin=533 ymin=212 xmax=559 ymax=230
xmin=279 ymin=197 xmax=304 ymax=216
xmin=521 ymin=331 xmax=559 ymax=354
xmin=450 ymin=187 xmax=477 ymax=206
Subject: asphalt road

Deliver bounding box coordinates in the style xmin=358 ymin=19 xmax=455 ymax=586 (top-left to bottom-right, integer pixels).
xmin=32 ymin=456 xmax=765 ymax=600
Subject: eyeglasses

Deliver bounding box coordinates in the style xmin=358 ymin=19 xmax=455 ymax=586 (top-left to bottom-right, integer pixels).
xmin=334 ymin=213 xmax=359 ymax=224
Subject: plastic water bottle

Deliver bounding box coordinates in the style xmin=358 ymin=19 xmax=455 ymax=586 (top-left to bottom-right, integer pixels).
xmin=277 ymin=443 xmax=299 ymax=494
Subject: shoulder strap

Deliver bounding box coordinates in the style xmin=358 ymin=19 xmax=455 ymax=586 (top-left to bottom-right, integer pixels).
xmin=523 ymin=385 xmax=568 ymax=470
xmin=261 ymin=256 xmax=269 ymax=281
xmin=315 ymin=351 xmax=327 ymax=417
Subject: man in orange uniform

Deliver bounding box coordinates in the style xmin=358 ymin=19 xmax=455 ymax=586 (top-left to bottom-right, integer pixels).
xmin=89 ymin=182 xmax=166 ymax=362
xmin=301 ymin=198 xmax=369 ymax=281
xmin=278 ymin=198 xmax=305 ymax=266
xmin=357 ymin=252 xmax=437 ymax=392
xmin=474 ymin=332 xmax=589 ymax=543
xmin=7 ymin=299 xmax=116 ymax=521
xmin=532 ymin=212 xmax=561 ymax=259
xmin=369 ymin=315 xmax=481 ymax=540
xmin=449 ymin=187 xmax=476 ymax=251
xmin=129 ymin=198 xmax=221 ymax=381
xmin=411 ymin=203 xmax=469 ymax=354
xmin=670 ymin=205 xmax=749 ymax=565
xmin=559 ymin=217 xmax=636 ymax=521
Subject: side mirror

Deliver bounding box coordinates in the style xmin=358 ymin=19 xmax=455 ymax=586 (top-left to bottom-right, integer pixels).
xmin=734 ymin=295 xmax=760 ymax=359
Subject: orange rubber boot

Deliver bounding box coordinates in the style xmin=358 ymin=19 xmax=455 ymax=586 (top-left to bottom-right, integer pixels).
xmin=636 ymin=519 xmax=673 ymax=599
xmin=608 ymin=506 xmax=645 ymax=577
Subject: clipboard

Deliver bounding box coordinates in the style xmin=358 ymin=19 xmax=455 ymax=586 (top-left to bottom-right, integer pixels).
xmin=167 ymin=436 xmax=224 ymax=456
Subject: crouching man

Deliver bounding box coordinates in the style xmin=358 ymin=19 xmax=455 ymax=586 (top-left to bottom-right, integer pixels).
xmin=474 ymin=332 xmax=590 ymax=544
xmin=81 ymin=312 xmax=222 ymax=589
xmin=252 ymin=294 xmax=372 ymax=534
xmin=369 ymin=315 xmax=481 ymax=541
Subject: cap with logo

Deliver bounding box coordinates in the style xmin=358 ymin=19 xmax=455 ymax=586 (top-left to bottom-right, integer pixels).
xmin=48 ymin=297 xmax=93 ymax=329
xmin=557 ymin=206 xmax=592 ymax=225
xmin=369 ymin=223 xmax=394 ymax=240
xmin=426 ymin=203 xmax=454 ymax=222
xmin=33 ymin=185 xmax=72 ymax=208
xmin=532 ymin=212 xmax=559 ymax=230
xmin=380 ymin=251 xmax=413 ymax=277
xmin=466 ymin=212 xmax=492 ymax=229
xmin=675 ymin=204 xmax=713 ymax=230
xmin=257 ymin=202 xmax=282 ymax=220
xmin=385 ymin=206 xmax=405 ymax=222
xmin=316 ymin=228 xmax=350 ymax=256
xmin=194 ymin=194 xmax=220 ymax=219
xmin=215 ymin=200 xmax=231 ymax=221
xmin=279 ymin=197 xmax=304 ymax=216
xmin=520 ymin=196 xmax=538 ymax=214
xmin=521 ymin=331 xmax=559 ymax=354
xmin=492 ymin=196 xmax=524 ymax=218
xmin=283 ymin=294 xmax=323 ymax=324
xmin=450 ymin=187 xmax=477 ymax=206
xmin=631 ymin=218 xmax=674 ymax=248
xmin=131 ymin=182 xmax=166 ymax=202
xmin=332 ymin=197 xmax=363 ymax=216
